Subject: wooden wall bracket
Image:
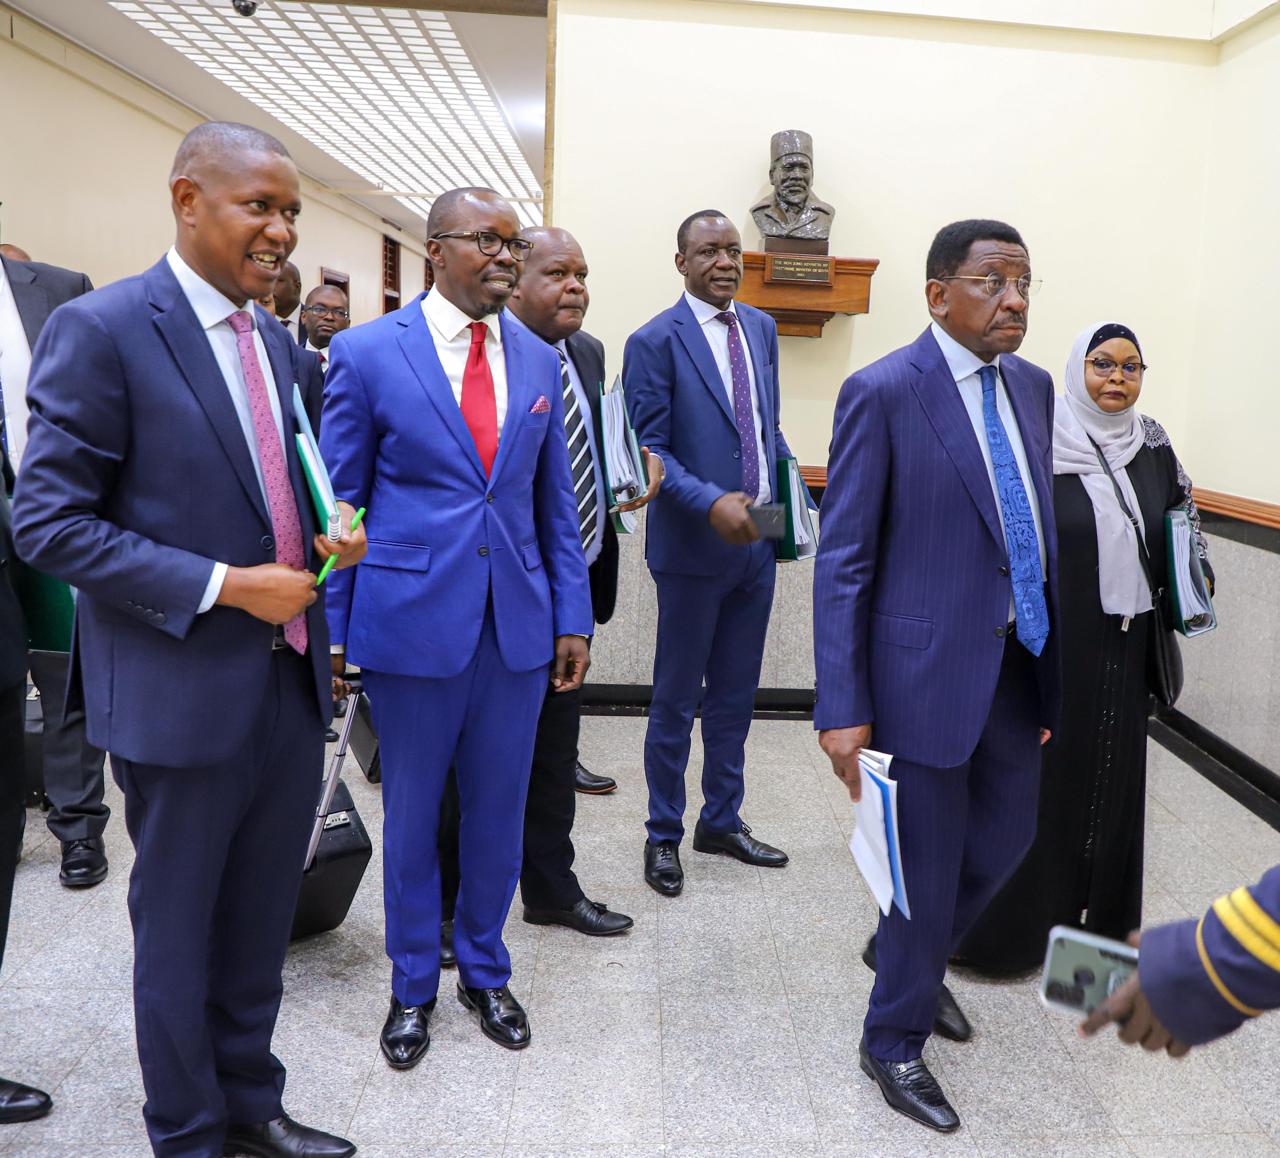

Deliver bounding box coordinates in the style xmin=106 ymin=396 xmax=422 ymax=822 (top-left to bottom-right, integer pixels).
xmin=737 ymin=251 xmax=879 ymax=338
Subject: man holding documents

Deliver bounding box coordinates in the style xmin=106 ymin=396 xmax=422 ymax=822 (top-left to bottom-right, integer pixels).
xmin=624 ymin=210 xmax=802 ymax=897
xmin=322 ymin=188 xmax=593 ymax=1067
xmin=12 ymin=122 xmax=361 ymax=1157
xmin=813 ymin=219 xmax=1060 ymax=1133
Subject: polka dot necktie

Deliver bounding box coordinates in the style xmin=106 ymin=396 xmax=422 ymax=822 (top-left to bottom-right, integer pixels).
xmin=714 ymin=311 xmax=759 ymax=501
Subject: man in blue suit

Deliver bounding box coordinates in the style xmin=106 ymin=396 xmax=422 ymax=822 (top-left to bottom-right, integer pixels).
xmin=624 ymin=211 xmax=799 ymax=897
xmin=813 ymin=220 xmax=1060 ymax=1133
xmin=12 ymin=122 xmax=361 ymax=1158
xmin=323 ymin=188 xmax=593 ymax=1069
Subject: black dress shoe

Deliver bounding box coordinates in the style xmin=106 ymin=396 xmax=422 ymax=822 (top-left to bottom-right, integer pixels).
xmin=59 ymin=837 xmax=107 ymax=889
xmin=456 ymin=983 xmax=530 ymax=1049
xmin=644 ymin=840 xmax=683 ymax=896
xmin=523 ymin=896 xmax=634 ymax=936
xmin=440 ymin=919 xmax=456 ymax=969
xmin=223 ymin=1113 xmax=355 ymax=1157
xmin=573 ymin=761 xmax=617 ymax=795
xmin=863 ymin=936 xmax=972 ymax=1043
xmin=859 ymin=1039 xmax=959 ymax=1133
xmin=380 ymin=994 xmax=435 ymax=1070
xmin=0 ymin=1076 xmax=52 ymax=1124
xmin=691 ymin=821 xmax=788 ymax=867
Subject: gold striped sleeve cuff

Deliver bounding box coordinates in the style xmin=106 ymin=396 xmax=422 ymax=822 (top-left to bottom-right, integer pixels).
xmin=1214 ymin=891 xmax=1280 ymax=975
xmin=1196 ymin=915 xmax=1262 ymax=1019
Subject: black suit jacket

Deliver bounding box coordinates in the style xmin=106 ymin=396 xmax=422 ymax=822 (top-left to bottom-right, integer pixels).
xmin=270 ymin=317 xmax=324 ymax=435
xmin=0 ymin=465 xmax=28 ymax=690
xmin=564 ymin=329 xmax=619 ymax=626
xmin=1 ymin=257 xmax=94 ymax=492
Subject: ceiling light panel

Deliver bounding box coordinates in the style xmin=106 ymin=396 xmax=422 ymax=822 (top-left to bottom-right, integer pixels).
xmin=109 ymin=0 xmax=543 ymax=226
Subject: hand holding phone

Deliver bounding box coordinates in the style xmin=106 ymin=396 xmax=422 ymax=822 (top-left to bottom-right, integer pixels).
xmin=1040 ymin=926 xmax=1139 ymax=1017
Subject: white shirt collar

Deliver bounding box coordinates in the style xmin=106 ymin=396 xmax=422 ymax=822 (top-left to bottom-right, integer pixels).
xmin=930 ymin=320 xmax=1000 ymax=384
xmin=166 ymin=247 xmax=252 ymax=333
xmin=684 ymin=290 xmax=737 ymax=327
xmin=305 ymin=339 xmax=326 ymax=357
xmin=422 ymin=287 xmax=502 ymax=345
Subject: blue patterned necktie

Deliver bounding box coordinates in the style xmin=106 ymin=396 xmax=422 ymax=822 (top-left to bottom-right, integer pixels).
xmin=979 ymin=364 xmax=1049 ymax=656
xmin=714 ymin=311 xmax=759 ymax=500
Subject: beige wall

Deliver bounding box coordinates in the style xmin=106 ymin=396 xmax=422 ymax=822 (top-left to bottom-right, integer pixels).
xmin=0 ymin=14 xmax=425 ymax=325
xmin=552 ymin=0 xmax=1218 ymax=475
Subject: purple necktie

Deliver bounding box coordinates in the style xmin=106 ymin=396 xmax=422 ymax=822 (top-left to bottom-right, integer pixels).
xmin=226 ymin=311 xmax=308 ymax=654
xmin=715 ymin=311 xmax=760 ymax=500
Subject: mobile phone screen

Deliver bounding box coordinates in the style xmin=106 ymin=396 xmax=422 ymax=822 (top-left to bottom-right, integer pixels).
xmin=1040 ymin=927 xmax=1139 ymax=1016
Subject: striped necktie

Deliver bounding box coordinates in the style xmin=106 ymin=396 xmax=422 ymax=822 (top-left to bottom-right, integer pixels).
xmin=559 ymin=350 xmax=599 ymax=554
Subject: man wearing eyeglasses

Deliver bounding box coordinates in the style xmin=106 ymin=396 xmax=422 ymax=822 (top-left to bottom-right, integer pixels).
xmin=813 ymin=219 xmax=1061 ymax=1133
xmin=300 ymin=285 xmax=350 ymax=368
xmin=322 ymin=187 xmax=593 ymax=1068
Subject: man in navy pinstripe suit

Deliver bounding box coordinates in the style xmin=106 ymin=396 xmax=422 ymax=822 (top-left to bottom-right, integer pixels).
xmin=813 ymin=220 xmax=1060 ymax=1133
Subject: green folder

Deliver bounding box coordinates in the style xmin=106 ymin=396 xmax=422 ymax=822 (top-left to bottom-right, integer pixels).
xmin=595 ymin=376 xmax=647 ymax=535
xmin=1164 ymin=508 xmax=1216 ymax=637
xmin=11 ymin=557 xmax=74 ymax=652
xmin=776 ymin=456 xmax=817 ymax=561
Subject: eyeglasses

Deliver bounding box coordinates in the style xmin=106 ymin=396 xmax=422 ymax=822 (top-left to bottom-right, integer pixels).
xmin=302 ymin=305 xmax=350 ymax=320
xmin=937 ymin=273 xmax=1042 ymax=300
xmin=1085 ymin=357 xmax=1147 ymax=378
xmin=430 ymin=231 xmax=534 ymax=260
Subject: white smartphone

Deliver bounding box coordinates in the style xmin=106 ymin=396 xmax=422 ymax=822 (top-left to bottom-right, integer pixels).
xmin=1039 ymin=925 xmax=1139 ymax=1017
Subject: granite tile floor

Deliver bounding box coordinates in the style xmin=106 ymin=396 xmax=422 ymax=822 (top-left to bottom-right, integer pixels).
xmin=1 ymin=717 xmax=1278 ymax=1157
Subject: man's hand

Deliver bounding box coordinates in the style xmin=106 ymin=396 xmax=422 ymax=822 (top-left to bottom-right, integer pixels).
xmin=709 ymin=492 xmax=760 ymax=545
xmin=331 ymin=651 xmax=351 ymax=701
xmin=1040 ymin=728 xmax=1052 ymax=746
xmin=1079 ymin=932 xmax=1191 ymax=1058
xmin=820 ymin=724 xmax=872 ymax=802
xmin=216 ymin=563 xmax=316 ymax=625
xmin=617 ymin=448 xmax=665 ymax=513
xmin=312 ymin=500 xmax=368 ymax=571
xmin=551 ymin=635 xmax=591 ymax=692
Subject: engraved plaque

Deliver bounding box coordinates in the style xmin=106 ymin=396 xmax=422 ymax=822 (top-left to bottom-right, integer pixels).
xmin=765 ymin=254 xmax=834 ymax=285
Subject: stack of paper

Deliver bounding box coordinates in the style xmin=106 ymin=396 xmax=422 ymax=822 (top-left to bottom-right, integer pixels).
xmin=598 ymin=376 xmax=648 ymax=534
xmin=849 ymin=749 xmax=910 ymax=920
xmin=292 ymin=384 xmax=339 ymax=535
xmin=779 ymin=457 xmax=817 ymax=560
xmin=1164 ymin=509 xmax=1216 ymax=636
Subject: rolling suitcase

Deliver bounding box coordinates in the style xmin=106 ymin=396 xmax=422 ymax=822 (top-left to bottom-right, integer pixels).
xmin=348 ymin=690 xmax=381 ymax=784
xmin=290 ymin=681 xmax=374 ymax=941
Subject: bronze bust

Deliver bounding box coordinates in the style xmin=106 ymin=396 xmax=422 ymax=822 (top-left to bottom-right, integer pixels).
xmin=751 ymin=130 xmax=834 ymax=244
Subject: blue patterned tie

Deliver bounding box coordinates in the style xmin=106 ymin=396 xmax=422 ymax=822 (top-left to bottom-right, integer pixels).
xmin=715 ymin=311 xmax=759 ymax=500
xmin=979 ymin=365 xmax=1048 ymax=656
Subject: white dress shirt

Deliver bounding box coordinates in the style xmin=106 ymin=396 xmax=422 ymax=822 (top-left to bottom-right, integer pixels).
xmin=0 ymin=260 xmax=34 ymax=472
xmin=305 ymin=338 xmax=328 ymax=371
xmin=420 ymin=288 xmax=508 ymax=432
xmin=164 ymin=249 xmax=290 ymax=613
xmin=554 ymin=337 xmax=607 ymax=568
xmin=930 ymin=321 xmax=1048 ymax=611
xmin=683 ymin=291 xmax=771 ymax=503
xmin=279 ymin=306 xmax=301 ymax=337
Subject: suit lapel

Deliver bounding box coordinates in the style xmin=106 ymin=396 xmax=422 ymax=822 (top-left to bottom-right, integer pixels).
xmin=489 ymin=314 xmax=531 ymax=487
xmin=145 ymin=262 xmax=271 ymax=531
xmin=672 ymin=297 xmax=736 ymax=429
xmin=3 ymin=258 xmax=52 ymax=352
xmin=740 ymin=309 xmax=776 ymax=466
xmin=908 ymin=330 xmax=1005 ymax=552
xmin=1001 ymin=357 xmax=1053 ymax=525
xmin=395 ymin=302 xmax=488 ymax=483
xmin=567 ymin=332 xmax=604 ymax=429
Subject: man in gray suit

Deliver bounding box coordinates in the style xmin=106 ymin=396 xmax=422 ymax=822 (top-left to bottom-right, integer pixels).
xmin=0 ymin=252 xmax=109 ymax=888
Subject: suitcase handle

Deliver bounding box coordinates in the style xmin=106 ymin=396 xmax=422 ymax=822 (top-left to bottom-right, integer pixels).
xmin=302 ymin=679 xmax=365 ymax=872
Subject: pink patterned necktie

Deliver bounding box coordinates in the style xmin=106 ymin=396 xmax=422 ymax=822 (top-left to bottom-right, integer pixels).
xmin=225 ymin=311 xmax=308 ymax=654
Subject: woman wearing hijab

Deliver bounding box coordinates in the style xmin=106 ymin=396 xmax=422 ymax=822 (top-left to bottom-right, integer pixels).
xmin=956 ymin=322 xmax=1213 ymax=974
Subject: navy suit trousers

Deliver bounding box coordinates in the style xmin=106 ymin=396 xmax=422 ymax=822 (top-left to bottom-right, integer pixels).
xmin=865 ymin=640 xmax=1043 ymax=1061
xmin=645 ymin=539 xmax=776 ymax=844
xmin=113 ymin=649 xmax=321 ymax=1158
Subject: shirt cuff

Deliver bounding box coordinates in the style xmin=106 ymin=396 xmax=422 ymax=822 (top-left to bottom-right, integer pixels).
xmin=330 ymin=644 xmax=346 ymax=654
xmin=197 ymin=562 xmax=227 ymax=614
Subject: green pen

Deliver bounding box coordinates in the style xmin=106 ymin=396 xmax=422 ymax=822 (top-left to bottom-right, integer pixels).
xmin=317 ymin=506 xmax=366 ymax=586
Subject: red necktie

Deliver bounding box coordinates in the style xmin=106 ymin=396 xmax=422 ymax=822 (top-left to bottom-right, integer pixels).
xmin=461 ymin=321 xmax=498 ymax=475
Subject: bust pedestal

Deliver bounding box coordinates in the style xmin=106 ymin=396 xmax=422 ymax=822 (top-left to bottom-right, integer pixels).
xmin=736 ymin=250 xmax=879 ymax=338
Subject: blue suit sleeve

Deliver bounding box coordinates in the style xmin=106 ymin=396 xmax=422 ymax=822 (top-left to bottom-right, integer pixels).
xmin=1141 ymin=864 xmax=1280 ymax=1045
xmin=812 ymin=372 xmax=889 ymax=731
xmin=532 ymin=354 xmax=594 ymax=637
xmin=12 ymin=305 xmax=212 ymax=639
xmin=318 ymin=331 xmax=374 ymax=648
xmin=623 ymin=328 xmax=724 ymax=518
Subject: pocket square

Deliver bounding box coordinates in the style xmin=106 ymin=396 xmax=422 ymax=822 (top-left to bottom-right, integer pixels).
xmin=529 ymin=395 xmax=552 ymax=414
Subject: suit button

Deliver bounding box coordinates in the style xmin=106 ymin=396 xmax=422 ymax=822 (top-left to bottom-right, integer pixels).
xmin=732 ymin=450 xmax=741 ymax=460
xmin=994 ymin=626 xmax=1006 ymax=638
xmin=998 ymin=565 xmax=1010 ymax=577
xmin=261 ymin=535 xmax=275 ymax=551
xmin=486 ymin=493 xmax=495 ymax=504
xmin=155 ymin=612 xmax=166 ymax=626
xmin=478 ymin=546 xmax=489 ymax=557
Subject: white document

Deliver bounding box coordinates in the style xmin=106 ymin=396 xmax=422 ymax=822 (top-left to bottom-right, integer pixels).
xmin=849 ymin=749 xmax=910 ymax=920
xmin=1168 ymin=510 xmax=1212 ymax=621
xmin=599 ymin=376 xmax=647 ymax=534
xmin=786 ymin=458 xmax=817 ymax=557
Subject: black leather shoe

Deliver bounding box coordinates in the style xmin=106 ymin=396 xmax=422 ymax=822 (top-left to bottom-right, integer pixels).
xmin=59 ymin=837 xmax=107 ymax=889
xmin=456 ymin=983 xmax=530 ymax=1049
xmin=863 ymin=936 xmax=972 ymax=1043
xmin=859 ymin=1038 xmax=959 ymax=1133
xmin=524 ymin=896 xmax=634 ymax=936
xmin=223 ymin=1113 xmax=355 ymax=1157
xmin=573 ymin=761 xmax=617 ymax=794
xmin=380 ymin=994 xmax=435 ymax=1070
xmin=440 ymin=919 xmax=456 ymax=969
xmin=692 ymin=821 xmax=788 ymax=867
xmin=0 ymin=1077 xmax=52 ymax=1124
xmin=644 ymin=840 xmax=683 ymax=896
